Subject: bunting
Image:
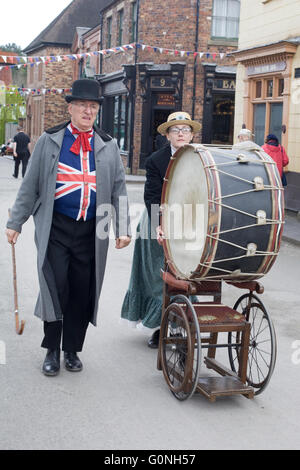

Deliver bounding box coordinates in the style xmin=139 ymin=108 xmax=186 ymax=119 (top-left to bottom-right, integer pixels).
xmin=0 ymin=85 xmax=72 ymax=96
xmin=0 ymin=43 xmax=228 ymax=71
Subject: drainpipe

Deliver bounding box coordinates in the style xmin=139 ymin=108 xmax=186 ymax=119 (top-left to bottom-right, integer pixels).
xmin=192 ymin=0 xmax=200 ymax=119
xmin=99 ymin=12 xmax=103 ymax=75
xmin=128 ymin=0 xmax=140 ymax=173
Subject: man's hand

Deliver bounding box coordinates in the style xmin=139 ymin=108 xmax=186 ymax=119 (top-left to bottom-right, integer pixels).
xmin=115 ymin=236 xmax=131 ymax=249
xmin=6 ymin=229 xmax=20 ymax=245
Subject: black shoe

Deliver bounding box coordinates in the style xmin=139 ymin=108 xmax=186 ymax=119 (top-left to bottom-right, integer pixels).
xmin=42 ymin=349 xmax=60 ymax=376
xmin=64 ymin=352 xmax=83 ymax=372
xmin=12 ymin=174 xmax=18 ymax=179
xmin=148 ymin=329 xmax=160 ymax=349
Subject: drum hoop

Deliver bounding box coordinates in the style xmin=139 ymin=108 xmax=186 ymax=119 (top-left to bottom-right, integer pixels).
xmin=161 ymin=144 xmax=187 ymax=278
xmin=255 ymin=150 xmax=284 ymax=276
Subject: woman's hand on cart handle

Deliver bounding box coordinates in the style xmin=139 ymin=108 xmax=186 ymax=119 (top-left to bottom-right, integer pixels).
xmin=156 ymin=225 xmax=165 ymax=246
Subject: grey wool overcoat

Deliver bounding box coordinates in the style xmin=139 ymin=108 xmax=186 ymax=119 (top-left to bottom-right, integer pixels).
xmin=7 ymin=122 xmax=131 ymax=326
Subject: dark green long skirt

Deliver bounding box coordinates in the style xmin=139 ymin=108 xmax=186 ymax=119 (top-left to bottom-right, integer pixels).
xmin=121 ymin=209 xmax=164 ymax=331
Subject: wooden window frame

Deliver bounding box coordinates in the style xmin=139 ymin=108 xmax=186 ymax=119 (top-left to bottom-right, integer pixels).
xmin=250 ymin=74 xmax=285 ymax=141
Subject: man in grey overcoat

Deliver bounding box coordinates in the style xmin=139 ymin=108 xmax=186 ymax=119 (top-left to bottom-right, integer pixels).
xmin=6 ymin=79 xmax=131 ymax=376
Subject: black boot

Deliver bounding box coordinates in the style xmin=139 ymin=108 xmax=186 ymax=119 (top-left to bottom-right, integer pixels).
xmin=148 ymin=329 xmax=160 ymax=349
xmin=64 ymin=352 xmax=83 ymax=372
xmin=42 ymin=349 xmax=60 ymax=376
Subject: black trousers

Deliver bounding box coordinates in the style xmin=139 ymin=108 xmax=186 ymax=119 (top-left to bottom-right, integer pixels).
xmin=41 ymin=211 xmax=96 ymax=352
xmin=13 ymin=152 xmax=30 ymax=178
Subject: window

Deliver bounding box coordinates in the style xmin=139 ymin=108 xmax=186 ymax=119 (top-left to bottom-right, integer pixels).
xmin=107 ymin=16 xmax=112 ymax=48
xmin=251 ymin=75 xmax=284 ymax=145
xmin=131 ymin=1 xmax=138 ymax=43
xmin=118 ymin=9 xmax=124 ymax=46
xmin=278 ymin=78 xmax=284 ymax=96
xmin=211 ymin=0 xmax=240 ymax=40
xmin=267 ymin=79 xmax=273 ymax=98
xmin=102 ymin=94 xmax=130 ymax=152
xmin=255 ymin=81 xmax=262 ymax=98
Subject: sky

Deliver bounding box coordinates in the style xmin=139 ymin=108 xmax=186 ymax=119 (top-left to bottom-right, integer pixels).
xmin=1 ymin=0 xmax=73 ymax=50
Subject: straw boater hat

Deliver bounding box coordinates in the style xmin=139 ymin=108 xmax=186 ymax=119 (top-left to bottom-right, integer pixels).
xmin=157 ymin=111 xmax=201 ymax=135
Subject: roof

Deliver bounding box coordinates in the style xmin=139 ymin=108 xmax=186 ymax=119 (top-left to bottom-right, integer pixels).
xmin=24 ymin=0 xmax=113 ymax=54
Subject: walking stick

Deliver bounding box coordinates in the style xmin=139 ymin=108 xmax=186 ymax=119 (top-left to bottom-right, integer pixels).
xmin=8 ymin=210 xmax=25 ymax=335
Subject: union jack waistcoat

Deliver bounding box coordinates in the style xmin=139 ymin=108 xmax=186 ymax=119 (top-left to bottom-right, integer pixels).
xmin=53 ymin=125 xmax=96 ymax=221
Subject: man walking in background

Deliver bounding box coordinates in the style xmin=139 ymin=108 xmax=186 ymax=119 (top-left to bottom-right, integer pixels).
xmin=13 ymin=126 xmax=31 ymax=178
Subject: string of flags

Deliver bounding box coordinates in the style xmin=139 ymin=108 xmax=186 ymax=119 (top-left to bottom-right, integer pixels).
xmin=0 ymin=102 xmax=26 ymax=108
xmin=0 ymin=42 xmax=228 ymax=70
xmin=1 ymin=85 xmax=71 ymax=96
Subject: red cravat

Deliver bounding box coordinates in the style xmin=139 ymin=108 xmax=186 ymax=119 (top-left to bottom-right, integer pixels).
xmin=70 ymin=123 xmax=93 ymax=155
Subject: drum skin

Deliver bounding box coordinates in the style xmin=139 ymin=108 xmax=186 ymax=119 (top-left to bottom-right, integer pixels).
xmin=161 ymin=144 xmax=284 ymax=282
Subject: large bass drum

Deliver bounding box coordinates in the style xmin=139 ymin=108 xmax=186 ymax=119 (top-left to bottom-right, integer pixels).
xmin=161 ymin=144 xmax=284 ymax=282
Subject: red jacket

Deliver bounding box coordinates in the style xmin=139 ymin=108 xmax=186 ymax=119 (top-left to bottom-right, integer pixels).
xmin=262 ymin=143 xmax=289 ymax=176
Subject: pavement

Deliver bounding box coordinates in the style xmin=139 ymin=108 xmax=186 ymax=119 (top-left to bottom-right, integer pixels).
xmin=1 ymin=155 xmax=300 ymax=450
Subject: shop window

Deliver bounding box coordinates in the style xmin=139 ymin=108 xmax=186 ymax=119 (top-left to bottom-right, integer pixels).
xmin=211 ymin=0 xmax=240 ymax=40
xmin=253 ymin=103 xmax=266 ymax=146
xmin=250 ymin=75 xmax=284 ymax=145
xmin=255 ymin=81 xmax=262 ymax=98
xmin=278 ymin=78 xmax=284 ymax=96
xmin=110 ymin=94 xmax=129 ymax=152
xmin=269 ymin=103 xmax=283 ymax=143
xmin=267 ymin=79 xmax=273 ymax=97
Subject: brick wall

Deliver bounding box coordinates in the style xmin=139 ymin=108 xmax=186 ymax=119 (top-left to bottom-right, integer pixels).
xmin=97 ymin=0 xmax=238 ymax=172
xmin=26 ymin=46 xmax=74 ymax=146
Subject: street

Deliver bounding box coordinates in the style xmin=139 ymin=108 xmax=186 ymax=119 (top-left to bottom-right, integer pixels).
xmin=0 ymin=155 xmax=300 ymax=450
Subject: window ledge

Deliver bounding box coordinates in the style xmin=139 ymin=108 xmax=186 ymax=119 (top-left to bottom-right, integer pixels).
xmin=208 ymin=38 xmax=239 ymax=47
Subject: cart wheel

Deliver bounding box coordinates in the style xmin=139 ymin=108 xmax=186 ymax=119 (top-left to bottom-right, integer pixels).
xmin=160 ymin=295 xmax=201 ymax=401
xmin=228 ymin=293 xmax=277 ymax=395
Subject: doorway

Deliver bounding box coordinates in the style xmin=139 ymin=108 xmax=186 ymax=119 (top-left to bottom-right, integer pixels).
xmin=211 ymin=94 xmax=235 ymax=144
xmin=151 ymin=109 xmax=171 ymax=152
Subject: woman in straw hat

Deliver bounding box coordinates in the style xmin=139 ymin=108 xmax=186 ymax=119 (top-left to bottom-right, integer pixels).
xmin=121 ymin=112 xmax=201 ymax=348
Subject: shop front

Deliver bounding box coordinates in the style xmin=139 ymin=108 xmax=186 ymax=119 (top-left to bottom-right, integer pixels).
xmin=234 ymin=39 xmax=300 ymax=212
xmin=202 ymin=64 xmax=236 ymax=145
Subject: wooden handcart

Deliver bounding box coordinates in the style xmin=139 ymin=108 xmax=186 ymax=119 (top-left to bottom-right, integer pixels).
xmin=157 ymin=269 xmax=277 ymax=402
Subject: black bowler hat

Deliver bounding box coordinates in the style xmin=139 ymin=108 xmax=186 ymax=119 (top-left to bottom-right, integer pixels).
xmin=65 ymin=78 xmax=103 ymax=104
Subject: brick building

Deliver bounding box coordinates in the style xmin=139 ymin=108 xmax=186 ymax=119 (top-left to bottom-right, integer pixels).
xmin=85 ymin=0 xmax=241 ymax=173
xmin=24 ymin=0 xmax=241 ymax=171
xmin=233 ymin=0 xmax=300 ymax=211
xmin=23 ymin=0 xmax=111 ymax=147
xmin=0 ymin=51 xmax=26 ymax=144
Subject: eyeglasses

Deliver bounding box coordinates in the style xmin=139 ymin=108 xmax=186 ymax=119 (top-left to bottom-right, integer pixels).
xmin=168 ymin=127 xmax=192 ymax=135
xmin=73 ymin=101 xmax=99 ymax=112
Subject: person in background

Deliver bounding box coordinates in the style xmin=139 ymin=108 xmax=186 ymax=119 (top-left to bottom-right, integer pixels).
xmin=121 ymin=112 xmax=200 ymax=348
xmin=13 ymin=126 xmax=31 ymax=178
xmin=262 ymin=134 xmax=289 ymax=179
xmin=233 ymin=128 xmax=261 ymax=151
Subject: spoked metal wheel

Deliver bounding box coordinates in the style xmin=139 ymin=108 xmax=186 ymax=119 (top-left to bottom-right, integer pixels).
xmin=160 ymin=295 xmax=201 ymax=401
xmin=228 ymin=293 xmax=277 ymax=395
